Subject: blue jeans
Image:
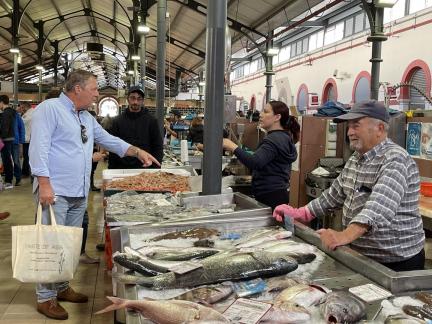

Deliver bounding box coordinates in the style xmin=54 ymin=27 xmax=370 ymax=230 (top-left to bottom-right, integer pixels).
xmin=35 ymin=195 xmax=87 ymax=303
xmin=12 ymin=144 xmax=22 ymax=183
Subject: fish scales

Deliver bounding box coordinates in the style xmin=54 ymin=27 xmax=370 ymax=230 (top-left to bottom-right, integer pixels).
xmin=116 ymin=252 xmax=298 ymax=290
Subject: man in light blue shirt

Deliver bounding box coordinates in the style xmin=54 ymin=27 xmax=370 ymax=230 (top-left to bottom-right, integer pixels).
xmin=29 ymin=70 xmax=160 ymax=320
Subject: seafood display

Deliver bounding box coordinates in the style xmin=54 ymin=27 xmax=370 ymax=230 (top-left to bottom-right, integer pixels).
xmin=320 ymin=291 xmax=366 ymax=323
xmin=105 ymin=191 xmax=261 ymax=224
xmin=106 ymin=171 xmax=191 ymax=192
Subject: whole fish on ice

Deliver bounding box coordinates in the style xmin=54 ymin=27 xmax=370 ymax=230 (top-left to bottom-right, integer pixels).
xmin=274 ymin=283 xmax=326 ymax=307
xmin=320 ymin=291 xmax=366 ymax=323
xmin=114 ymin=251 xmax=298 ymax=289
xmin=95 ymin=296 xmax=229 ymax=323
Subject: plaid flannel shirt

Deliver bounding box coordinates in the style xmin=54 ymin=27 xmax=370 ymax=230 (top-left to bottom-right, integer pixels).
xmin=308 ymin=138 xmax=425 ymax=263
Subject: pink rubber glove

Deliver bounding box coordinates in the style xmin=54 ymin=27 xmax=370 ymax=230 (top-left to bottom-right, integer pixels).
xmin=272 ymin=204 xmax=315 ymax=223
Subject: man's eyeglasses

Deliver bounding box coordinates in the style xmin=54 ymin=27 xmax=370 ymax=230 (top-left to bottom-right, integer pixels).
xmin=80 ymin=125 xmax=88 ymax=144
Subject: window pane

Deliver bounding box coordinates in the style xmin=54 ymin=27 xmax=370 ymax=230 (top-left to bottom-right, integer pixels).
xmin=354 ymin=13 xmax=364 ymax=33
xmin=410 ymin=0 xmax=426 ymax=13
xmin=384 ymin=0 xmax=406 ymax=23
xmin=249 ymin=60 xmax=257 ymax=73
xmin=291 ymin=43 xmax=297 ymax=57
xmin=296 ymin=40 xmax=302 ymax=55
xmin=309 ymin=33 xmax=317 ymax=51
xmin=317 ymin=30 xmax=324 ymax=47
xmin=244 ymin=63 xmax=250 ymax=75
xmin=302 ymin=38 xmax=309 ymax=53
xmin=279 ymin=45 xmax=290 ymax=62
xmin=324 ymin=25 xmax=336 ymax=45
xmin=334 ymin=22 xmax=344 ymax=41
xmin=345 ymin=17 xmax=354 ymax=36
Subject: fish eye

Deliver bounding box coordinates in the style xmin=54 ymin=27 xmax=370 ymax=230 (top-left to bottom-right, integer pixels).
xmin=343 ymin=308 xmax=348 ymax=313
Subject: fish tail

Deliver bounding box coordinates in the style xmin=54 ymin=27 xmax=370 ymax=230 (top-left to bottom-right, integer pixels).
xmin=94 ymin=296 xmax=127 ymax=314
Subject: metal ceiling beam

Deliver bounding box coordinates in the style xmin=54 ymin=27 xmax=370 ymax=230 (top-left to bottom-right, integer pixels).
xmin=49 ymin=0 xmax=80 ymax=50
xmin=173 ymin=0 xmax=265 ymax=38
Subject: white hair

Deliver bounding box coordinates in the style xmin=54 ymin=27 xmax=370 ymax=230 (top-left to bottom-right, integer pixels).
xmin=369 ymin=117 xmax=389 ymax=133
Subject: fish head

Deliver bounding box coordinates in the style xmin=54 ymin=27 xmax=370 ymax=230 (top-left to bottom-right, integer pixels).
xmin=321 ymin=293 xmax=366 ymax=323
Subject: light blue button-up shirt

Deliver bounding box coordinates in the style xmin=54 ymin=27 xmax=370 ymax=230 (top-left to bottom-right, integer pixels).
xmin=30 ymin=93 xmax=130 ymax=197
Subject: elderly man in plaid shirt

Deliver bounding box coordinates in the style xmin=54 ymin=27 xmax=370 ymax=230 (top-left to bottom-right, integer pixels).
xmin=274 ymin=100 xmax=425 ymax=272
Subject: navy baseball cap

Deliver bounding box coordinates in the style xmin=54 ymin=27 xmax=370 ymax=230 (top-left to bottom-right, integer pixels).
xmin=128 ymin=86 xmax=144 ymax=97
xmin=333 ymin=100 xmax=390 ymax=123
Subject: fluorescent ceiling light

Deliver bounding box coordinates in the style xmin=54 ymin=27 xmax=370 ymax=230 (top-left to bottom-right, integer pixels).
xmin=137 ymin=25 xmax=150 ymax=34
xmin=374 ymin=0 xmax=397 ymax=8
xmin=198 ymin=81 xmax=205 ymax=86
xmin=267 ymin=48 xmax=279 ymax=56
xmin=127 ymin=70 xmax=134 ymax=75
xmin=35 ymin=65 xmax=44 ymax=71
xmin=9 ymin=48 xmax=20 ymax=53
xmin=131 ymin=55 xmax=140 ymax=61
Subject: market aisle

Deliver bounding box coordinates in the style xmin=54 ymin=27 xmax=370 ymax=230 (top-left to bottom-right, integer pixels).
xmin=0 ymin=165 xmax=114 ymax=324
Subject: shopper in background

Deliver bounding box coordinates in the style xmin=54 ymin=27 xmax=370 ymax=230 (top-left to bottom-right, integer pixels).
xmin=273 ymin=100 xmax=425 ymax=272
xmin=187 ymin=117 xmax=204 ymax=145
xmin=108 ymin=86 xmax=163 ymax=169
xmin=20 ymin=102 xmax=33 ymax=178
xmin=30 ymin=70 xmax=159 ymax=320
xmin=11 ymin=105 xmax=25 ymax=186
xmin=0 ymin=95 xmax=16 ymax=189
xmin=223 ymin=100 xmax=300 ymax=210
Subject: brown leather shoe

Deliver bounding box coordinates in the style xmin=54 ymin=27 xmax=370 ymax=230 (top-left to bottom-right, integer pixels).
xmin=57 ymin=287 xmax=88 ymax=303
xmin=0 ymin=212 xmax=10 ymax=220
xmin=37 ymin=298 xmax=68 ymax=320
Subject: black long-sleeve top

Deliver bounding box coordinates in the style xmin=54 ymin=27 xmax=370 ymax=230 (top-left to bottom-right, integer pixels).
xmin=233 ymin=130 xmax=297 ymax=196
xmin=108 ymin=108 xmax=163 ymax=169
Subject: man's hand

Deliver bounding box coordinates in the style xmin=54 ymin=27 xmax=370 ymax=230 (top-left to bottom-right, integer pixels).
xmin=38 ymin=177 xmax=55 ymax=206
xmin=316 ymin=228 xmax=349 ymax=250
xmin=317 ymin=223 xmax=368 ymax=251
xmin=273 ymin=205 xmax=314 ymax=223
xmin=92 ymin=151 xmax=107 ymax=162
xmin=137 ymin=149 xmax=161 ymax=168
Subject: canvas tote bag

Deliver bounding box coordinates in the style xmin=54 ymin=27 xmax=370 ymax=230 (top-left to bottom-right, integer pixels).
xmin=11 ymin=204 xmax=83 ymax=283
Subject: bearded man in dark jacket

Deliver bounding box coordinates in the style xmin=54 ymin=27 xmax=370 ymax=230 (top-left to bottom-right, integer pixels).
xmin=108 ymin=86 xmax=163 ymax=169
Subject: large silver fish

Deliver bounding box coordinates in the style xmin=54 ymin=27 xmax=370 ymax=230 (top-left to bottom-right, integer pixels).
xmin=384 ymin=314 xmax=425 ymax=324
xmin=114 ymin=251 xmax=298 ymax=290
xmin=112 ymin=253 xmax=160 ymax=276
xmin=275 ymin=284 xmax=326 ymax=308
xmin=95 ymin=296 xmax=229 ymax=323
xmin=259 ymin=301 xmax=311 ymax=323
xmin=320 ymin=291 xmax=366 ymax=323
xmin=266 ymin=276 xmax=311 ymax=292
xmin=149 ymin=228 xmax=219 ymax=241
xmin=135 ymin=246 xmax=221 ymax=261
xmin=235 ymin=229 xmax=292 ymax=248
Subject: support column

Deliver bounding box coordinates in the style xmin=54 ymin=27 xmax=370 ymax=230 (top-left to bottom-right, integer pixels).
xmin=202 ymin=0 xmax=227 ymax=195
xmin=264 ymin=31 xmax=274 ymax=103
xmin=133 ymin=60 xmax=138 ymax=85
xmin=38 ymin=70 xmax=42 ymax=102
xmin=12 ymin=0 xmax=20 ymax=109
xmin=52 ymin=40 xmax=59 ymax=86
xmin=363 ymin=1 xmax=387 ymax=100
xmin=156 ymin=0 xmax=167 ymax=138
xmin=140 ymin=34 xmax=146 ymax=90
xmin=13 ymin=53 xmax=18 ymax=107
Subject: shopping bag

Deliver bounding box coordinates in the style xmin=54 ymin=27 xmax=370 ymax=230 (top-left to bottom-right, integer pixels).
xmin=11 ymin=204 xmax=83 ymax=283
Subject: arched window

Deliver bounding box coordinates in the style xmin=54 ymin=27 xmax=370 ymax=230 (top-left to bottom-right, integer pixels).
xmin=400 ymin=60 xmax=432 ymax=110
xmin=352 ymin=71 xmax=371 ymax=103
xmin=99 ymin=97 xmax=119 ymax=117
xmin=322 ymin=78 xmax=338 ymax=104
xmin=297 ymin=84 xmax=308 ymax=111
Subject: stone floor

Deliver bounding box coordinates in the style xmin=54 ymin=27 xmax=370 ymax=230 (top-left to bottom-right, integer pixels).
xmin=0 ymin=164 xmax=114 ymax=324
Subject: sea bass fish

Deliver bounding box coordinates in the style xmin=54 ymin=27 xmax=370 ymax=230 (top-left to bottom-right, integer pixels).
xmin=149 ymin=228 xmax=219 ymax=241
xmin=259 ymin=302 xmax=311 ymax=323
xmin=114 ymin=251 xmax=298 ymax=290
xmin=95 ymin=296 xmax=229 ymax=323
xmin=134 ymin=246 xmax=220 ymax=261
xmin=416 ymin=291 xmax=432 ymax=306
xmin=403 ymin=304 xmax=432 ymax=320
xmin=236 ymin=229 xmax=292 ymax=248
xmin=266 ymin=276 xmax=311 ymax=292
xmin=172 ymin=284 xmax=233 ymax=304
xmin=112 ymin=253 xmax=160 ymax=276
xmin=275 ymin=284 xmax=326 ymax=307
xmin=320 ymin=291 xmax=366 ymax=323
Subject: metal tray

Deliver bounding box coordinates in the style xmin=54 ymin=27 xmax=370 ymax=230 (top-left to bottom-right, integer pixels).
xmin=112 ymin=217 xmax=383 ymax=324
xmin=106 ymin=192 xmax=270 ymax=228
xmin=295 ymin=221 xmax=432 ymax=293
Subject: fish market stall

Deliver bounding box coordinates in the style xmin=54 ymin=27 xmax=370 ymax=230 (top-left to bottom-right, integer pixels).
xmin=110 ymin=217 xmax=400 ymax=323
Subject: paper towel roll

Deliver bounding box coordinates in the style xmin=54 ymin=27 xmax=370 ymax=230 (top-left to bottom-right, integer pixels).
xmin=180 ymin=140 xmax=189 ymax=162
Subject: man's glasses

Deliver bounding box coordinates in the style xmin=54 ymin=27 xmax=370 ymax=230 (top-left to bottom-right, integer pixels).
xmin=80 ymin=125 xmax=88 ymax=144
